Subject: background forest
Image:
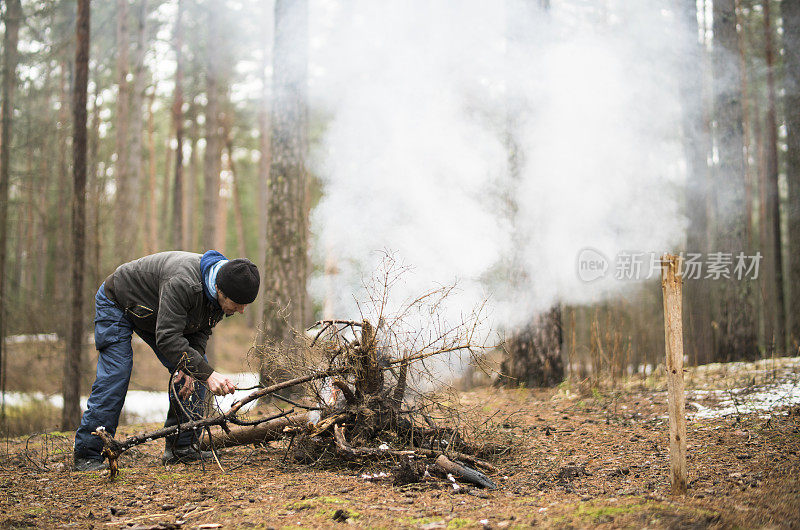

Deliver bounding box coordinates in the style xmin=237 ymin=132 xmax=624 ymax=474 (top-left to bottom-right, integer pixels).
xmin=0 ymin=0 xmax=799 ymax=432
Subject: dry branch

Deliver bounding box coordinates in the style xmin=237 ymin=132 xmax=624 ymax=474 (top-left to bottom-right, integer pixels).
xmin=333 ymin=425 xmax=496 ymax=477
xmin=92 ymin=367 xmax=347 ymax=478
xmin=435 ymin=454 xmax=497 ymax=490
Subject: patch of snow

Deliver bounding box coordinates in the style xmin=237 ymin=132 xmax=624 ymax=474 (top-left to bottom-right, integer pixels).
xmin=3 ymin=333 xmax=59 ymax=344
xmin=1 ymin=372 xmax=262 ymax=425
xmin=688 ymin=378 xmax=800 ymax=419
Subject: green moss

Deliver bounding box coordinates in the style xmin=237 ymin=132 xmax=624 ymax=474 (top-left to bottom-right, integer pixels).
xmin=155 ymin=472 xmax=185 ymax=482
xmin=317 ymin=496 xmax=348 ymax=504
xmin=447 ymin=518 xmax=471 ymax=528
xmin=576 ymin=502 xmax=640 ymax=521
xmin=44 ymin=431 xmax=71 ymax=438
xmin=551 ymin=498 xmax=719 ymax=526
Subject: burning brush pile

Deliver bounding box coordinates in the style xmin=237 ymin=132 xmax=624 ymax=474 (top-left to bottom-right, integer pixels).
xmin=94 ymin=271 xmax=503 ymax=491
xmin=268 ymin=318 xmax=498 ymax=490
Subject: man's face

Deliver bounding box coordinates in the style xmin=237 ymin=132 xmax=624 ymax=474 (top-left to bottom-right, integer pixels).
xmin=217 ymin=287 xmax=247 ymax=316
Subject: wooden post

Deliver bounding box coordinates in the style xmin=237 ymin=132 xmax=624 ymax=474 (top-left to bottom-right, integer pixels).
xmin=661 ymin=253 xmax=687 ymax=494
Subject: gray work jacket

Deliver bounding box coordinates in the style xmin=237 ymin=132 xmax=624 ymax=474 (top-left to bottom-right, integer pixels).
xmin=103 ymin=251 xmax=224 ymax=380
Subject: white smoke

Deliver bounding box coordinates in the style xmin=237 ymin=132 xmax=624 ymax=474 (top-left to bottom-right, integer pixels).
xmin=307 ymin=0 xmax=688 ymax=333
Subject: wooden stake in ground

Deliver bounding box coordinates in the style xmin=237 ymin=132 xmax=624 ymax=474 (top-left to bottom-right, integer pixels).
xmin=661 ymin=253 xmax=687 ymax=494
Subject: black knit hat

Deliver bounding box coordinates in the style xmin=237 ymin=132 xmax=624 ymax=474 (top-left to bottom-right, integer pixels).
xmin=216 ymin=259 xmax=260 ymax=304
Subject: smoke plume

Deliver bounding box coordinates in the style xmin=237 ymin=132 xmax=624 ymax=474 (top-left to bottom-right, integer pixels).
xmin=307 ymin=0 xmax=689 ymax=333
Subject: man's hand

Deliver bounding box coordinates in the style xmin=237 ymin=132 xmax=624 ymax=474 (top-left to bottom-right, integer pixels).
xmin=173 ymin=370 xmax=196 ymax=400
xmin=206 ymin=371 xmax=236 ymax=396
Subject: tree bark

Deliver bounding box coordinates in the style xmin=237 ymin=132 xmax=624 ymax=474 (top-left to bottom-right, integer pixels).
xmin=63 ymin=0 xmax=91 ymax=430
xmin=215 ymin=159 xmax=229 ymax=254
xmin=255 ymin=5 xmax=272 ymax=334
xmin=126 ymin=0 xmax=147 ymax=257
xmin=54 ymin=63 xmax=72 ymax=338
xmin=114 ymin=0 xmax=133 ymax=262
xmin=786 ymin=0 xmax=800 ymax=353
xmin=145 ymin=90 xmax=158 ymax=254
xmin=186 ymin=116 xmax=199 ymax=251
xmin=172 ymin=0 xmax=185 ymax=249
xmin=202 ymin=3 xmax=222 ymax=251
xmin=262 ymin=0 xmax=310 ymax=359
xmin=761 ymin=0 xmax=787 ymax=354
xmin=161 ymin=129 xmax=173 ymax=241
xmin=88 ymin=75 xmax=102 ymax=292
xmin=225 ymin=136 xmax=248 ymax=259
xmin=711 ymin=0 xmax=758 ymax=361
xmin=0 ymin=0 xmax=22 ymax=421
xmin=734 ymin=0 xmax=754 ymax=248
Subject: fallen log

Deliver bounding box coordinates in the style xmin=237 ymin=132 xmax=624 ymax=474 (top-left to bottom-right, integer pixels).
xmin=199 ymin=412 xmax=310 ymax=449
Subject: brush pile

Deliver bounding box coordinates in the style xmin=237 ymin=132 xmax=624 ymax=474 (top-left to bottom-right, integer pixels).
xmin=269 ymin=319 xmax=497 ymax=489
xmin=94 ymin=317 xmax=500 ymax=490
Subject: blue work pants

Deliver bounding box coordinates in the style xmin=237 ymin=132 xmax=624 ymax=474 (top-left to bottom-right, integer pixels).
xmin=74 ymin=284 xmax=206 ymax=460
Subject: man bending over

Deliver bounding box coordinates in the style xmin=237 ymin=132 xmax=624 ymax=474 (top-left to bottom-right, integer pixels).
xmin=73 ymin=250 xmax=260 ymax=471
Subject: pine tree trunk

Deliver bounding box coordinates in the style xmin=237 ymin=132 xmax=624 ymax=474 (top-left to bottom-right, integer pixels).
xmin=11 ymin=152 xmax=30 ymax=303
xmin=172 ymin=0 xmax=185 ymax=249
xmin=186 ymin=117 xmax=199 ymax=251
xmin=750 ymin=75 xmax=768 ymax=349
xmin=215 ymin=169 xmax=229 ymax=254
xmin=735 ymin=0 xmax=754 ymax=248
xmin=262 ymin=0 xmax=310 ymax=358
xmin=146 ymin=90 xmax=158 ymax=254
xmin=0 ymin=0 xmax=22 ymax=419
xmin=225 ymin=138 xmax=248 ymax=259
xmin=54 ymin=64 xmax=71 ymax=338
xmin=161 ymin=132 xmax=173 ymax=239
xmin=202 ymin=4 xmax=222 ymax=251
xmin=255 ymin=7 xmax=272 ymax=335
xmin=63 ymin=0 xmax=90 ymax=430
xmin=88 ymin=78 xmax=102 ymax=291
xmin=711 ymin=0 xmax=758 ymax=361
xmin=22 ymin=144 xmax=35 ymax=299
xmin=37 ymin=140 xmax=49 ymax=301
xmin=126 ymin=0 xmax=147 ymax=257
xmin=761 ymin=0 xmax=787 ymax=353
xmin=114 ymin=0 xmax=132 ymax=261
xmin=785 ymin=0 xmax=800 ymax=352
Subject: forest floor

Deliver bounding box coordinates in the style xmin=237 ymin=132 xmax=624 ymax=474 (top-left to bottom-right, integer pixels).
xmin=1 ymin=355 xmax=799 ymax=529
